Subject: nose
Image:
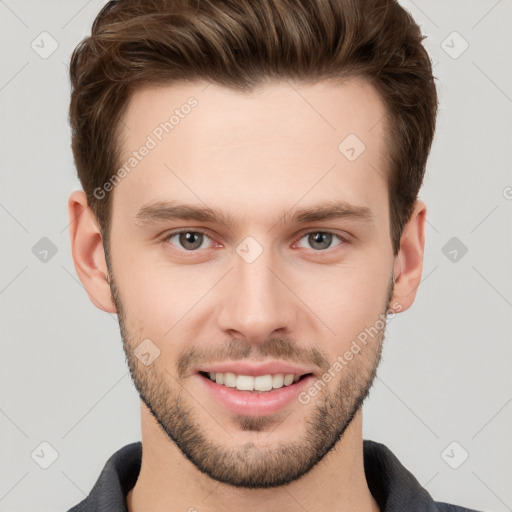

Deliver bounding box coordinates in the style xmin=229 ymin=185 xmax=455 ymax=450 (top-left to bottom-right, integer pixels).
xmin=216 ymin=240 xmax=298 ymax=344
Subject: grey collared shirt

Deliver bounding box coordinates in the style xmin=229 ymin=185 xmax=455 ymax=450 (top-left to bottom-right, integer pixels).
xmin=65 ymin=440 xmax=483 ymax=511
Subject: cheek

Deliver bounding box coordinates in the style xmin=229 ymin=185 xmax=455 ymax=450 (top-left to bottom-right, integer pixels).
xmin=300 ymin=261 xmax=390 ymax=354
xmin=114 ymin=259 xmax=212 ymax=358
xmin=113 ymin=246 xmax=194 ymax=315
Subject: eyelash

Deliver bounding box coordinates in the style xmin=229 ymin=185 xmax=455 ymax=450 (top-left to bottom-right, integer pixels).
xmin=160 ymin=229 xmax=348 ymax=253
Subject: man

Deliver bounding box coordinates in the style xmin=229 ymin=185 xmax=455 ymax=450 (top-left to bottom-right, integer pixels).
xmin=65 ymin=0 xmax=482 ymax=511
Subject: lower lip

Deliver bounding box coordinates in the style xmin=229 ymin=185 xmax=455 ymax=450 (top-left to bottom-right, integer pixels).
xmin=197 ymin=372 xmax=315 ymax=416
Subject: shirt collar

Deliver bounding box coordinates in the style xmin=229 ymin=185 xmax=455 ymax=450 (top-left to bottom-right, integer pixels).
xmin=67 ymin=439 xmax=442 ymax=512
xmin=363 ymin=439 xmax=440 ymax=511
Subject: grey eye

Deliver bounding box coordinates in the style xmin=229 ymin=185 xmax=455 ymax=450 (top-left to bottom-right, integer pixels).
xmin=167 ymin=231 xmax=209 ymax=251
xmin=297 ymin=232 xmax=343 ymax=251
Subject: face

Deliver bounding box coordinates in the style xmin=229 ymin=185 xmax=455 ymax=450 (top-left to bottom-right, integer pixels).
xmin=105 ymin=78 xmax=397 ymax=488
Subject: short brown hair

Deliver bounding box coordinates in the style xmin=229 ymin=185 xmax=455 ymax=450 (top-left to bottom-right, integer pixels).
xmin=69 ymin=0 xmax=438 ymax=256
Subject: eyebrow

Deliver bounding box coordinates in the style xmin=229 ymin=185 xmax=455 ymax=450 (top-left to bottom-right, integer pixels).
xmin=133 ymin=199 xmax=375 ymax=229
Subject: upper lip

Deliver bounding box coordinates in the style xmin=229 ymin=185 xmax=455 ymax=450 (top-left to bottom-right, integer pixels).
xmin=194 ymin=360 xmax=315 ymax=377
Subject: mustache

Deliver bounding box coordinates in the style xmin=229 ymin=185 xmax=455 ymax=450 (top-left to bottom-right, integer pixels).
xmin=176 ymin=336 xmax=331 ymax=379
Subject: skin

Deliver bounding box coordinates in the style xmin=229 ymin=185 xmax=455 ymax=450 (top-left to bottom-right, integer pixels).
xmin=68 ymin=77 xmax=426 ymax=512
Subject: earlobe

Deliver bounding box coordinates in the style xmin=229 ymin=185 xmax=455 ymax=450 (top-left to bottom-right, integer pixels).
xmin=67 ymin=190 xmax=117 ymax=314
xmin=389 ymin=199 xmax=427 ymax=314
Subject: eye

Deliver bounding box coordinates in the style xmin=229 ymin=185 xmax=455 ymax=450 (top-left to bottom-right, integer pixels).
xmin=161 ymin=229 xmax=347 ymax=253
xmin=295 ymin=231 xmax=346 ymax=251
xmin=163 ymin=230 xmax=214 ymax=251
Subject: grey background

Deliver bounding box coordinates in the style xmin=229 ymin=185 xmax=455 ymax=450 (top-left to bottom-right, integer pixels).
xmin=0 ymin=1 xmax=511 ymax=511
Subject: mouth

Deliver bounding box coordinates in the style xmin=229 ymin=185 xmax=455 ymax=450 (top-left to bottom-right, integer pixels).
xmin=197 ymin=370 xmax=316 ymax=417
xmin=198 ymin=371 xmax=313 ymax=392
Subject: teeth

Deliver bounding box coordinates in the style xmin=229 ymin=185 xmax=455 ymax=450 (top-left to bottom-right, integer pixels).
xmin=254 ymin=375 xmax=273 ymax=391
xmin=207 ymin=372 xmax=303 ymax=392
xmin=272 ymin=373 xmax=284 ymax=388
xmin=236 ymin=375 xmax=255 ymax=391
xmin=283 ymin=374 xmax=294 ymax=386
xmin=224 ymin=372 xmax=237 ymax=387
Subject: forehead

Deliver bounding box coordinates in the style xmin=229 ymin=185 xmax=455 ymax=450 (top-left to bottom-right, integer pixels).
xmin=112 ymin=78 xmax=389 ymax=228
xmin=119 ymin=77 xmax=387 ymax=148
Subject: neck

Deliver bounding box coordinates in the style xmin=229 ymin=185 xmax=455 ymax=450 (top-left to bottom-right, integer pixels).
xmin=126 ymin=405 xmax=379 ymax=512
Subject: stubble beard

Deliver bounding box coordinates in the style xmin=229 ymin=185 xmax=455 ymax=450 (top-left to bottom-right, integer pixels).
xmin=107 ymin=255 xmax=393 ymax=489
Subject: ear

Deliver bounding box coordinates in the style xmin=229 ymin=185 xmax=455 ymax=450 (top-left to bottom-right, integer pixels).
xmin=67 ymin=190 xmax=117 ymax=313
xmin=388 ymin=199 xmax=427 ymax=314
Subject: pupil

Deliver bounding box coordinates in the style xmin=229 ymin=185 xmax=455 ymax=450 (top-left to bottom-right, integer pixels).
xmin=311 ymin=232 xmax=330 ymax=250
xmin=181 ymin=232 xmax=201 ymax=250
